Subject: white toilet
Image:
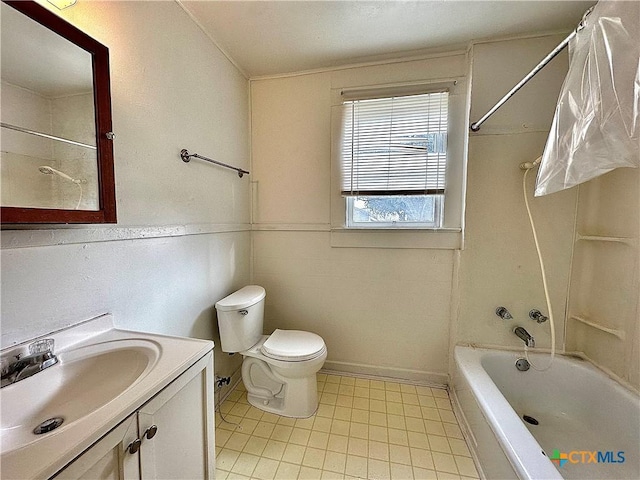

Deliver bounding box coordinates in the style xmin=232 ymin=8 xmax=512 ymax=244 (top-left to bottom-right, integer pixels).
xmin=215 ymin=285 xmax=327 ymax=418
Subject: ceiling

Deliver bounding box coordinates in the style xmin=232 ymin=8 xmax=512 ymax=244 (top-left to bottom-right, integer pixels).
xmin=179 ymin=0 xmax=595 ymax=78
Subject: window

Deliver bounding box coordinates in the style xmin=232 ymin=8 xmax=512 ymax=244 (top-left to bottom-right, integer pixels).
xmin=340 ymin=91 xmax=449 ymax=228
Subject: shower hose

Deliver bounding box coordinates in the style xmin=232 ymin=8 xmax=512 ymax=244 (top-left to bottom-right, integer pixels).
xmin=522 ymin=164 xmax=556 ymax=371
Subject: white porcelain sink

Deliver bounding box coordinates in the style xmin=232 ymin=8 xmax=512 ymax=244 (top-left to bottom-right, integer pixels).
xmin=0 ymin=338 xmax=160 ymax=454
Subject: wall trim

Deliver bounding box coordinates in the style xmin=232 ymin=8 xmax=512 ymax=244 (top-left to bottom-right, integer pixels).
xmin=252 ymin=223 xmax=331 ymax=232
xmin=322 ymin=360 xmax=448 ymax=387
xmin=0 ymin=223 xmax=251 ymax=249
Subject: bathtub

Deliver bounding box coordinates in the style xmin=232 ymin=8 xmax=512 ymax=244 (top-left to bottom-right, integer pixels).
xmin=451 ymin=345 xmax=640 ymax=480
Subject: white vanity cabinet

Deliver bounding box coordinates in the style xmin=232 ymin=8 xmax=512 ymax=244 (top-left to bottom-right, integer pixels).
xmin=53 ymin=353 xmax=214 ymax=480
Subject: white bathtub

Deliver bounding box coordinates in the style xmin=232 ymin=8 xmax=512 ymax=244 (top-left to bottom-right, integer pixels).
xmin=452 ymin=345 xmax=640 ymax=480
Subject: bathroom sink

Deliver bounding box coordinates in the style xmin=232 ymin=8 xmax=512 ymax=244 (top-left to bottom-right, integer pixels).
xmin=0 ymin=338 xmax=160 ymax=454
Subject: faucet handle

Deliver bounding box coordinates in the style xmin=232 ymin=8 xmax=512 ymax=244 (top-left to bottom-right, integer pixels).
xmin=29 ymin=338 xmax=54 ymax=355
xmin=529 ymin=309 xmax=548 ymax=323
xmin=495 ymin=307 xmax=513 ymax=320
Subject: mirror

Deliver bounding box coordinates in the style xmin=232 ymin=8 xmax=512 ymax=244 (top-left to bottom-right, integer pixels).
xmin=1 ymin=0 xmax=116 ymax=224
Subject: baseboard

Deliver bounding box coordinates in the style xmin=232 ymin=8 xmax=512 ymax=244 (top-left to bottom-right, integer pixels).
xmin=321 ymin=360 xmax=448 ymax=388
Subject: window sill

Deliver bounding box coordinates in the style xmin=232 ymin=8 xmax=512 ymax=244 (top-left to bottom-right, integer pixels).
xmin=330 ymin=227 xmax=462 ymax=249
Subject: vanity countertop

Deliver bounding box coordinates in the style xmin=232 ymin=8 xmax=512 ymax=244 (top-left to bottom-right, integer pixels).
xmin=0 ymin=314 xmax=213 ymax=479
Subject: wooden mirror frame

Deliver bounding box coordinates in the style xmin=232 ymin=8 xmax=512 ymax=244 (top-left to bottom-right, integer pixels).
xmin=1 ymin=0 xmax=116 ymax=224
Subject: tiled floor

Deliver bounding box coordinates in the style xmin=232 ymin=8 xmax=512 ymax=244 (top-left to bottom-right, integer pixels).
xmin=215 ymin=373 xmax=479 ymax=480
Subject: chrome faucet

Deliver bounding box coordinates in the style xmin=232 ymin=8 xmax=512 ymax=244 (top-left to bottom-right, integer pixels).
xmin=1 ymin=339 xmax=58 ymax=388
xmin=495 ymin=306 xmax=513 ymax=320
xmin=513 ymin=327 xmax=535 ymax=347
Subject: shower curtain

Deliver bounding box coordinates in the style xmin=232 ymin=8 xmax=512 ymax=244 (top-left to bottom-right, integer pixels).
xmin=535 ymin=0 xmax=640 ymax=196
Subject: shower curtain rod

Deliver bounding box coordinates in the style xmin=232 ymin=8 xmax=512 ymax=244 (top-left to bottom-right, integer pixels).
xmin=470 ymin=6 xmax=594 ymax=132
xmin=180 ymin=149 xmax=249 ymax=178
xmin=1 ymin=122 xmax=97 ymax=150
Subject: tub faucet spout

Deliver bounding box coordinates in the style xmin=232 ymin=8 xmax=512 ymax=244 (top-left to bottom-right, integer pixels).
xmin=514 ymin=327 xmax=535 ymax=347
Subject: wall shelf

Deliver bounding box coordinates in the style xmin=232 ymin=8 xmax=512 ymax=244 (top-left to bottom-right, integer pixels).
xmin=576 ymin=233 xmax=637 ymax=246
xmin=569 ymin=314 xmax=626 ymax=340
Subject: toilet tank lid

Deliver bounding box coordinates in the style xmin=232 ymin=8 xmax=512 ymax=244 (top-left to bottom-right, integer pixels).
xmin=215 ymin=285 xmax=266 ymax=311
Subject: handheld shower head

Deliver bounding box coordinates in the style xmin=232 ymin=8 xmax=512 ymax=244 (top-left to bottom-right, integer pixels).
xmin=519 ymin=156 xmax=543 ymax=171
xmin=38 ymin=166 xmax=81 ymax=184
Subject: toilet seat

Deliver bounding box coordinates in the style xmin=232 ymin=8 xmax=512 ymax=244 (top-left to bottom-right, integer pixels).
xmin=261 ymin=329 xmax=326 ymax=361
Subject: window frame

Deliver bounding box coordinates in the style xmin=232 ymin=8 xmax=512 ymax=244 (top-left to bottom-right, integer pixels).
xmin=330 ymin=79 xmax=469 ymax=249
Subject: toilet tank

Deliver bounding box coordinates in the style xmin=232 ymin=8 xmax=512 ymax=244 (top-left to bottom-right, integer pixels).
xmin=215 ymin=285 xmax=266 ymax=353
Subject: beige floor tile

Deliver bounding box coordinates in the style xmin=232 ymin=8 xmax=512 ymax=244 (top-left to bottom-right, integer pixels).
xmin=336 ymin=395 xmax=354 ymax=408
xmin=303 ymin=447 xmax=327 ymax=469
xmin=407 ymin=431 xmax=430 ymax=450
xmin=324 ymin=451 xmax=347 ymax=473
xmin=351 ymin=409 xmax=369 ymax=424
xmin=435 ymin=397 xmax=452 ymax=411
xmin=317 ymin=404 xmax=336 ymax=418
xmin=454 ymin=456 xmax=479 ymax=478
xmin=418 ymin=396 xmax=437 ymax=408
xmin=428 ymin=434 xmax=452 ymax=454
xmin=290 ymin=427 xmax=312 ymax=446
xmin=334 ymin=406 xmax=352 ymax=421
xmin=369 ymin=411 xmax=387 ymax=427
xmin=230 ymin=452 xmax=260 ymax=476
xmin=388 ymin=444 xmax=411 ymax=465
xmin=324 ymin=383 xmax=340 ymax=394
xmin=308 ymin=431 xmax=330 ymax=449
xmin=448 ymin=438 xmax=471 ymax=457
xmin=384 ymin=382 xmax=401 ymax=392
xmin=368 ymin=425 xmax=388 ymax=443
xmin=320 ymin=471 xmax=344 ymax=480
xmin=330 ymin=419 xmax=351 ymax=436
xmin=349 ymin=422 xmax=369 ymax=439
xmin=387 ymin=428 xmax=409 ymax=447
xmin=282 ymin=443 xmax=307 ymax=464
xmin=432 ymin=389 xmax=449 ymax=399
xmin=313 ymin=416 xmax=333 ymax=433
xmin=345 ymin=455 xmax=368 ymax=477
xmin=261 ymin=440 xmax=287 ymax=461
xmin=274 ymin=462 xmax=300 ymax=479
xmin=347 ymin=437 xmax=368 ymax=457
xmin=410 ymin=448 xmax=434 ymax=470
xmin=242 ymin=436 xmax=268 ymax=456
xmin=327 ymin=434 xmax=349 ymax=453
xmin=438 ymin=410 xmax=457 ymax=424
xmin=226 ymin=432 xmax=251 ymax=451
xmin=297 ymin=466 xmax=322 ymax=480
xmin=216 ymin=428 xmax=233 ymax=448
xmin=215 ymin=374 xmax=471 ymax=480
xmin=252 ymin=457 xmax=279 ymax=480
xmin=367 ymin=458 xmax=391 ymax=480
xmin=253 ymin=422 xmax=277 ymax=439
xmin=443 ymin=423 xmax=463 ymax=439
xmin=431 ymin=452 xmax=458 ymax=475
xmin=424 ymin=420 xmax=446 ymax=436
xmin=412 ymin=466 xmax=437 ymax=479
xmin=296 ymin=416 xmax=316 ymax=430
xmin=352 ymin=397 xmax=370 ymax=410
xmin=390 ymin=462 xmax=414 ymax=479
xmin=217 ymin=448 xmax=240 ymax=471
xmin=368 ymin=441 xmax=389 ymax=461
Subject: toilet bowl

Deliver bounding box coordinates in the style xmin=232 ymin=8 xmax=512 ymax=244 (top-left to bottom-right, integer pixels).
xmin=215 ymin=286 xmax=327 ymax=418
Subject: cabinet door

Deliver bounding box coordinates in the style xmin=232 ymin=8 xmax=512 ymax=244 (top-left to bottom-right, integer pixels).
xmin=52 ymin=415 xmax=140 ymax=480
xmin=138 ymin=353 xmax=214 ymax=480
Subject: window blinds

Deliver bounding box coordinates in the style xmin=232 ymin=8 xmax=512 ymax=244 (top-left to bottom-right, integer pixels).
xmin=340 ymin=91 xmax=449 ymax=196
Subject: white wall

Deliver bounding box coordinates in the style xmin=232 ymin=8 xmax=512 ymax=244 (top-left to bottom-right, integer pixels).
xmin=251 ymin=35 xmax=579 ymax=384
xmin=566 ymin=167 xmax=639 ymax=390
xmin=0 ymin=1 xmax=250 ymax=379
xmin=250 ymin=54 xmax=467 ymax=384
xmin=454 ymin=36 xmax=578 ymax=353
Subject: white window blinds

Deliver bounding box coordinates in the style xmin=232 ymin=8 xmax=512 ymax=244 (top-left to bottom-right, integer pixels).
xmin=340 ymin=91 xmax=449 ymax=196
